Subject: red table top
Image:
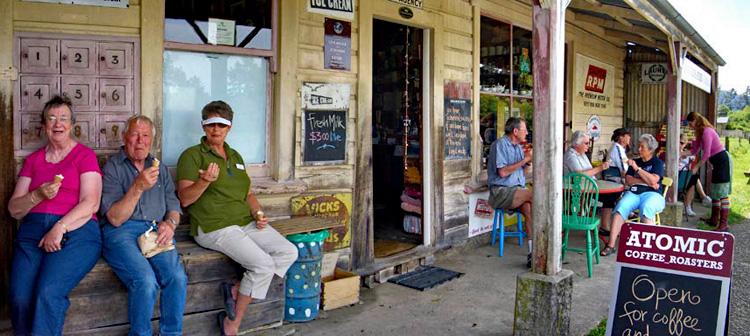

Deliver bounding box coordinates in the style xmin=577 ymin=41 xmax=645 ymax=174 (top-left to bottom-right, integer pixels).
xmin=596 ymin=180 xmax=624 ymax=194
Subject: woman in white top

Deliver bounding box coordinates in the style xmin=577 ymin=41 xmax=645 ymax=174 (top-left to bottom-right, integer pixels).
xmin=603 ymin=128 xmax=631 ymax=183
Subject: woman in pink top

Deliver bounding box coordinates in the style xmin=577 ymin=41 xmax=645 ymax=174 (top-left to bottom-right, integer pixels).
xmin=7 ymin=95 xmax=103 ymax=335
xmin=687 ymin=111 xmax=732 ymax=231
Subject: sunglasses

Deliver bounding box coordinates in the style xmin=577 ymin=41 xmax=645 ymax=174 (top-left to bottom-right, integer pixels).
xmin=203 ymin=123 xmax=229 ymax=129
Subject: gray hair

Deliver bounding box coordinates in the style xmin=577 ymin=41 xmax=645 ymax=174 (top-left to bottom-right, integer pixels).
xmin=570 ymin=130 xmax=590 ymax=147
xmin=123 ymin=115 xmax=156 ymax=137
xmin=638 ymin=134 xmax=659 ymax=152
xmin=504 ymin=117 xmax=525 ymax=135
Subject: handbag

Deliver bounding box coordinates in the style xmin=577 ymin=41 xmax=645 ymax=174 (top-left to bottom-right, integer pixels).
xmin=138 ymin=223 xmax=175 ymax=258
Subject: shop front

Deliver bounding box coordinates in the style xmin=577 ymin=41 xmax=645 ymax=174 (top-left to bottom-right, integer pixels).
xmin=0 ymin=0 xmax=724 ymax=333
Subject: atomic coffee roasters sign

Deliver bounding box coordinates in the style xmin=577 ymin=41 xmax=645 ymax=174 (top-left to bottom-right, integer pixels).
xmin=641 ymin=63 xmax=668 ymax=84
xmin=606 ymin=223 xmax=734 ymax=336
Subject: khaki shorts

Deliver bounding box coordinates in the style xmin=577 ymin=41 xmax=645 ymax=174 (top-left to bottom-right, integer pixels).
xmin=489 ymin=185 xmax=523 ymax=210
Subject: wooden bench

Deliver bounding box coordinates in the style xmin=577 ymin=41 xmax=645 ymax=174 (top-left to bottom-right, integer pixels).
xmin=55 ymin=217 xmax=341 ymax=335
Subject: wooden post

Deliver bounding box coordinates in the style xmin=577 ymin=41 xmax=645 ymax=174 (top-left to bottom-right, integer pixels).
xmin=665 ymin=40 xmax=685 ymax=203
xmin=530 ymin=0 xmax=566 ymax=276
xmin=0 ymin=0 xmax=14 ymax=319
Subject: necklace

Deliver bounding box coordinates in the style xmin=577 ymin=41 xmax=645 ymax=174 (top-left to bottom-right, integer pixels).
xmin=45 ymin=141 xmax=76 ymax=163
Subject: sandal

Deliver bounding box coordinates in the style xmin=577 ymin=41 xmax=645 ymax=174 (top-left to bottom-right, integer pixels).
xmin=221 ymin=282 xmax=236 ymax=321
xmin=600 ymin=246 xmax=617 ymax=256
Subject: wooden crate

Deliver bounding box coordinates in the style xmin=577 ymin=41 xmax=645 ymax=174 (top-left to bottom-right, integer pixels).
xmin=321 ymin=269 xmax=360 ymax=311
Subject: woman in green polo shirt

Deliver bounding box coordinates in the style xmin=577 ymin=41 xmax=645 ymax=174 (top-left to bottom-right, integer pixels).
xmin=176 ymin=101 xmax=298 ymax=336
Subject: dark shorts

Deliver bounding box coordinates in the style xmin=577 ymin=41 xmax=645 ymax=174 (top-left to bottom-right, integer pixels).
xmin=709 ymin=150 xmax=731 ymax=183
xmin=599 ymin=191 xmax=620 ymax=209
xmin=489 ymin=185 xmax=523 ymax=210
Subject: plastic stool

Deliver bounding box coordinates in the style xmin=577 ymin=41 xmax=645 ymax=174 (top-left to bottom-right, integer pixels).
xmin=490 ymin=208 xmax=525 ymax=257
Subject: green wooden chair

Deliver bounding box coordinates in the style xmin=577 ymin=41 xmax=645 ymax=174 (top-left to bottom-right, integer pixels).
xmin=562 ymin=173 xmax=601 ymax=277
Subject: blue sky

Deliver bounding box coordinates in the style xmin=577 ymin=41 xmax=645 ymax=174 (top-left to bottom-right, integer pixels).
xmin=669 ymin=0 xmax=750 ymax=92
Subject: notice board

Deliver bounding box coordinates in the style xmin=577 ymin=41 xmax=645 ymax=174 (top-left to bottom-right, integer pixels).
xmin=444 ymin=81 xmax=472 ymax=160
xmin=606 ymin=223 xmax=734 ymax=336
xmin=301 ymin=83 xmax=350 ymax=164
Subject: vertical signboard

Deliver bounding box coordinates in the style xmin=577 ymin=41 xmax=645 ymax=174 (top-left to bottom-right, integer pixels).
xmin=606 ymin=223 xmax=733 ymax=336
xmin=324 ymin=18 xmax=351 ymax=71
xmin=301 ymin=83 xmax=350 ymax=164
xmin=574 ymin=54 xmax=615 ymax=117
xmin=444 ymin=81 xmax=472 ymax=160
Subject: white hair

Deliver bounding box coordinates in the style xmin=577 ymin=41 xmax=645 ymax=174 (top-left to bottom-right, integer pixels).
xmin=639 ymin=134 xmax=659 ymax=152
xmin=571 ymin=130 xmax=590 ymax=147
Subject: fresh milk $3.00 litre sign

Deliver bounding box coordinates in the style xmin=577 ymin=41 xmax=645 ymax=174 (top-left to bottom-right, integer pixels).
xmin=606 ymin=223 xmax=734 ymax=336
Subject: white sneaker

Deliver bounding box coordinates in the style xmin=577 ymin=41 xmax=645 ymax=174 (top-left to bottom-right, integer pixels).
xmin=702 ymin=196 xmax=712 ymax=206
xmin=686 ymin=207 xmax=696 ymax=217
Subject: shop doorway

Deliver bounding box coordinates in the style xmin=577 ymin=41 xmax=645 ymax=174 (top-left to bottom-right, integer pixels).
xmin=371 ymin=19 xmax=426 ymax=258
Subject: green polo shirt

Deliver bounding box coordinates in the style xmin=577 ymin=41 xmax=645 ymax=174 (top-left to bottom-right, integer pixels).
xmin=176 ymin=137 xmax=254 ymax=236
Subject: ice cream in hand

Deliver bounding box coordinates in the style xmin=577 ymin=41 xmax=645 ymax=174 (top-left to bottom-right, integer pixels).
xmin=54 ymin=174 xmax=64 ymax=183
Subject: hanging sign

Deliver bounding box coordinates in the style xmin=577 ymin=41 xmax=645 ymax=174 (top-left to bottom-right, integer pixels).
xmin=574 ymin=54 xmax=615 ymax=118
xmin=389 ymin=0 xmax=423 ymax=8
xmin=606 ymin=223 xmax=733 ymax=336
xmin=444 ymin=81 xmax=472 ymax=160
xmin=586 ymin=115 xmax=602 ymax=141
xmin=23 ymin=0 xmax=128 ymax=8
xmin=641 ymin=63 xmax=668 ymax=84
xmin=324 ymin=18 xmax=351 ymax=71
xmin=398 ymin=7 xmax=414 ymax=19
xmin=682 ymin=58 xmax=712 ymax=93
xmin=307 ymin=0 xmax=354 ymax=20
xmin=291 ymin=193 xmax=352 ymax=251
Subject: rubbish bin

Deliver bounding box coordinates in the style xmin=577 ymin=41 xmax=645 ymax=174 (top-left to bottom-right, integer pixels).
xmin=284 ymin=230 xmax=329 ymax=322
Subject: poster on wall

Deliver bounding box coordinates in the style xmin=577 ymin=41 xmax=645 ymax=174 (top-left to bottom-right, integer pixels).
xmin=291 ymin=193 xmax=352 ymax=251
xmin=307 ymin=0 xmax=354 ymax=20
xmin=573 ymin=54 xmax=615 ymax=118
xmin=324 ymin=18 xmax=352 ymax=71
xmin=586 ymin=115 xmax=602 ymax=141
xmin=444 ymin=81 xmax=472 ymax=160
xmin=23 ymin=0 xmax=128 ymax=7
xmin=468 ymin=191 xmax=520 ymax=238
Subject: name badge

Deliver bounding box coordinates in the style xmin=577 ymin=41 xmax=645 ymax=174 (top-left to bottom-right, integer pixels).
xmin=236 ymin=163 xmax=245 ymax=170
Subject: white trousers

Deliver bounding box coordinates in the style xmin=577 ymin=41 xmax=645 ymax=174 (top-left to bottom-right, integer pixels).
xmin=196 ymin=223 xmax=298 ymax=299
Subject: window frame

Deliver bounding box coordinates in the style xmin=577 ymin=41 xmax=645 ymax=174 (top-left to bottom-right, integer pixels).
xmin=162 ymin=0 xmax=278 ymax=177
xmin=479 ymin=13 xmax=535 ymax=171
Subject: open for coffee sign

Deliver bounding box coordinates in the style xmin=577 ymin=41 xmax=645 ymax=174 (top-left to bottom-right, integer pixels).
xmin=606 ymin=223 xmax=733 ymax=336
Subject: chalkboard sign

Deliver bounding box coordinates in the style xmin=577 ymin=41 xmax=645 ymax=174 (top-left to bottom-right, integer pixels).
xmin=444 ymin=98 xmax=471 ymax=159
xmin=607 ymin=223 xmax=734 ymax=336
xmin=303 ymin=110 xmax=347 ymax=163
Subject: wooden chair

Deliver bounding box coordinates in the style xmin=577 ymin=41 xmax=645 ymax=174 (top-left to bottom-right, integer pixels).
xmin=561 ymin=173 xmax=600 ymax=277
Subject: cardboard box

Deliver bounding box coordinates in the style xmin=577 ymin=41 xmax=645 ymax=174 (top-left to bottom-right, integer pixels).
xmin=321 ymin=268 xmax=360 ymax=311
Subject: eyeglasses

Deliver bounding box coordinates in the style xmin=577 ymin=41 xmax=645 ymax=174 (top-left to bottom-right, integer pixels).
xmin=45 ymin=115 xmax=71 ymax=124
xmin=680 ymin=141 xmax=686 ymax=145
xmin=203 ymin=123 xmax=229 ymax=129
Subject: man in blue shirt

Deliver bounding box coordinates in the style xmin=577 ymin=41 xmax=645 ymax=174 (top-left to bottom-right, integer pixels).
xmin=487 ymin=117 xmax=534 ymax=267
xmin=100 ymin=116 xmax=187 ymax=336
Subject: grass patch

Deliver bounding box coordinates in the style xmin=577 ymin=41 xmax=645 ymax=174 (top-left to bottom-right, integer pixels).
xmin=726 ymin=137 xmax=750 ymax=224
xmin=586 ymin=318 xmax=607 ymax=336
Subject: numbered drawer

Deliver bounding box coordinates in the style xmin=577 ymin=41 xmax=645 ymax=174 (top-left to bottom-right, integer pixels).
xmin=20 ymin=76 xmax=60 ymax=111
xmin=98 ymin=42 xmax=133 ymax=76
xmin=99 ymin=78 xmax=132 ymax=112
xmin=20 ymin=114 xmax=46 ymax=150
xmin=20 ymin=38 xmax=60 ymax=74
xmin=62 ymin=76 xmax=97 ymax=110
xmin=61 ymin=40 xmax=97 ymax=75
xmin=98 ymin=114 xmax=130 ymax=148
xmin=70 ymin=113 xmax=97 ymax=148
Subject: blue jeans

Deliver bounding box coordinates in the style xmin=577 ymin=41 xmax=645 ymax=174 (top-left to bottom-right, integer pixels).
xmin=102 ymin=220 xmax=187 ymax=336
xmin=10 ymin=213 xmax=102 ymax=336
xmin=614 ymin=191 xmax=665 ymax=221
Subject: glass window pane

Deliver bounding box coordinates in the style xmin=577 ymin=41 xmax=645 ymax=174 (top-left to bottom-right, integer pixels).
xmin=513 ymin=97 xmax=534 ymax=142
xmin=165 ymin=0 xmax=273 ymax=50
xmin=480 ymin=94 xmax=510 ymax=169
xmin=512 ymin=26 xmax=533 ymax=95
xmin=480 ymin=17 xmax=511 ymax=94
xmin=163 ymin=50 xmax=268 ymax=165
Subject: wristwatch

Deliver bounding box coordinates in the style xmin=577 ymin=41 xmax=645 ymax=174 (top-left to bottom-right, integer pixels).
xmin=167 ymin=218 xmax=178 ymax=228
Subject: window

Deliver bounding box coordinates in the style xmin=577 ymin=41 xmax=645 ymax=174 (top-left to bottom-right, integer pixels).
xmin=479 ymin=16 xmax=534 ymax=168
xmin=162 ymin=0 xmax=276 ymax=172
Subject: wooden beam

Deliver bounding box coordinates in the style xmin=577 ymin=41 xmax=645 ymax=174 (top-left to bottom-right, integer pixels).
xmin=612 ymin=15 xmax=634 ymax=28
xmin=569 ymin=0 xmax=647 ymax=22
xmin=531 ymin=0 xmax=565 ymax=276
xmin=573 ymin=12 xmax=665 ymax=42
xmin=665 ymin=40 xmax=686 ymax=203
xmin=604 ymin=28 xmax=667 ymax=50
xmin=0 ymin=0 xmax=14 ymax=319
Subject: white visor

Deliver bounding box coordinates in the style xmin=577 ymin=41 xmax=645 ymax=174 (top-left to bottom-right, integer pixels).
xmin=202 ymin=117 xmax=232 ymax=126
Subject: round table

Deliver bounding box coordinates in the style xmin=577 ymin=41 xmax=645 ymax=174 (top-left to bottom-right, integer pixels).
xmin=596 ymin=180 xmax=624 ymax=194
